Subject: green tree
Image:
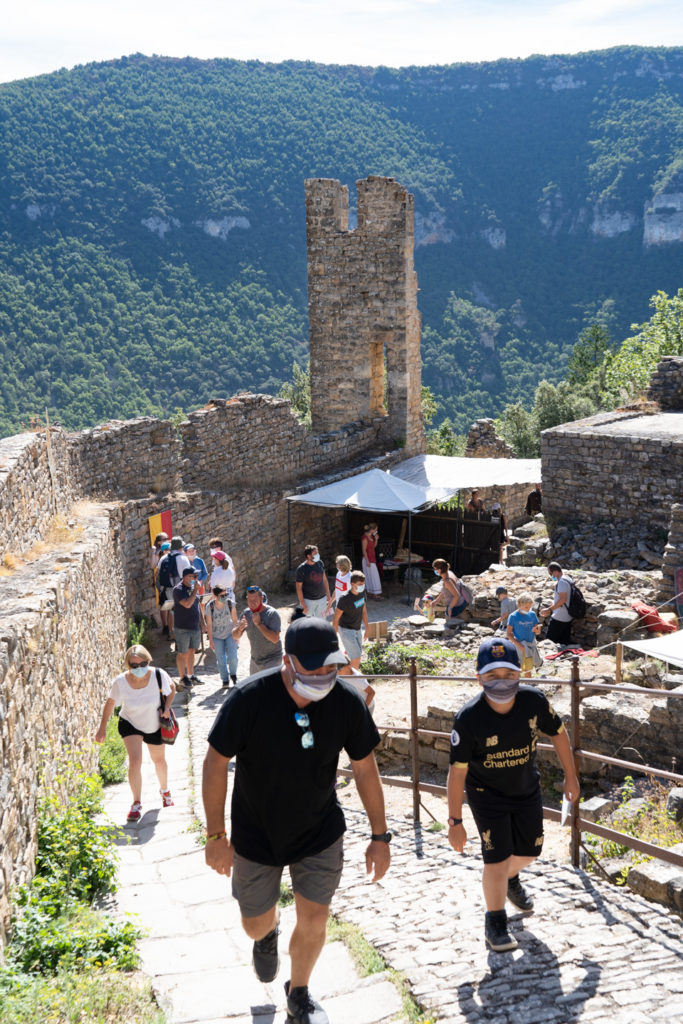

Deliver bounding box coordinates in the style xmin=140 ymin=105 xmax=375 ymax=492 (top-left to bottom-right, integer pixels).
xmin=603 ymin=289 xmax=683 ymax=404
xmin=279 ymin=360 xmax=311 ymax=425
xmin=567 ymin=323 xmax=612 ymax=386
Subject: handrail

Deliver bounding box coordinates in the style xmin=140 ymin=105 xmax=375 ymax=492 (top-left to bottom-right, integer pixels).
xmin=355 ymin=655 xmax=683 ymax=873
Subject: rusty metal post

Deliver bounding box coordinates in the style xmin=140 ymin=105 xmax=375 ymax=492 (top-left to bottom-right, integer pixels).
xmin=409 ymin=656 xmax=420 ymax=823
xmin=570 ymin=654 xmax=581 ymax=868
xmin=615 ymin=641 xmax=622 ymax=685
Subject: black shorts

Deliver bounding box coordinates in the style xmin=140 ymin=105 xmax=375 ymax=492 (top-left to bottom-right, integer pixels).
xmin=118 ymin=715 xmax=163 ymax=746
xmin=546 ymin=617 xmax=572 ymax=646
xmin=466 ymin=783 xmax=544 ymax=863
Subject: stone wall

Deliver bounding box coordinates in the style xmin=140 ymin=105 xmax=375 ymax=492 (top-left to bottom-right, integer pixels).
xmin=67 ymin=417 xmax=179 ymax=501
xmin=0 ymin=430 xmax=71 ymax=557
xmin=647 ymin=355 xmax=683 ymax=410
xmin=465 ymin=419 xmax=515 ymax=459
xmin=0 ymin=504 xmax=127 ymax=943
xmin=659 ymin=503 xmax=683 ymax=606
xmin=541 ymin=408 xmax=683 ymax=531
xmin=306 ymin=176 xmax=424 ymax=456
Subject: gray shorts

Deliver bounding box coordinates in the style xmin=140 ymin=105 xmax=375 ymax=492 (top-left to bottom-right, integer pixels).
xmin=174 ymin=627 xmax=201 ymax=652
xmin=339 ymin=626 xmax=363 ymax=661
xmin=232 ymin=835 xmax=344 ymax=919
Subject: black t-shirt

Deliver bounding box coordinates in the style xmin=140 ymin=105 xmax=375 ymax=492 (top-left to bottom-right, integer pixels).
xmin=295 ymin=560 xmax=327 ymax=600
xmin=336 ymin=591 xmax=366 ymax=630
xmin=449 ymin=686 xmax=563 ymax=797
xmin=172 ymin=581 xmax=200 ymax=630
xmin=208 ymin=670 xmax=380 ymax=865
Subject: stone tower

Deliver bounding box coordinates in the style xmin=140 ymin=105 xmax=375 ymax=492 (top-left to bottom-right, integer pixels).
xmin=305 ymin=176 xmax=424 ymax=455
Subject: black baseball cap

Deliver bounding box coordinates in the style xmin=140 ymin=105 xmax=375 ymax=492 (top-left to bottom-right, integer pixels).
xmin=284 ymin=617 xmax=348 ymax=670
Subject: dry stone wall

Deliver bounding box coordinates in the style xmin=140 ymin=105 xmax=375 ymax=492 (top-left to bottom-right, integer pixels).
xmin=465 ymin=419 xmax=515 ymax=458
xmin=542 ymin=408 xmax=683 ymax=531
xmin=659 ymin=503 xmax=683 ymax=606
xmin=648 ymin=355 xmax=683 ymax=409
xmin=0 ymin=430 xmax=71 ymax=557
xmin=0 ymin=504 xmax=127 ymax=944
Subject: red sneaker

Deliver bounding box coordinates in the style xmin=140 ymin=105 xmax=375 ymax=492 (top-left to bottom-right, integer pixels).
xmin=127 ymin=801 xmax=142 ymax=822
xmin=161 ymin=790 xmax=174 ymax=808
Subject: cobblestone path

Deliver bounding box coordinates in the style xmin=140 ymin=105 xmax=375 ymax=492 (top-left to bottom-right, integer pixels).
xmin=107 ymin=641 xmax=683 ymax=1024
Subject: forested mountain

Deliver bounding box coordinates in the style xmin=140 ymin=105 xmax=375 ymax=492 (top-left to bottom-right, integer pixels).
xmin=2 ymin=47 xmax=683 ymax=436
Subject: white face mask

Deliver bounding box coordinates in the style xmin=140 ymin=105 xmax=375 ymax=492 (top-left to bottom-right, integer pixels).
xmin=292 ymin=667 xmax=337 ymax=702
xmin=312 ymin=553 xmax=320 ymax=562
xmin=354 ymin=585 xmax=365 ymax=594
xmin=129 ymin=665 xmax=149 ymax=679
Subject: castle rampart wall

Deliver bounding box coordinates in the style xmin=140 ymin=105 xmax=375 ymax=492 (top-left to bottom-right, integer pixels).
xmin=0 ymin=501 xmax=127 ymax=943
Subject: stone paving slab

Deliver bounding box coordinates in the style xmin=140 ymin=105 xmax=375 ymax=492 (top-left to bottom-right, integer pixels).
xmin=104 ymin=642 xmax=683 ymax=1024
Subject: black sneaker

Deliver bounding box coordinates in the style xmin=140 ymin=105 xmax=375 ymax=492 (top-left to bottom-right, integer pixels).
xmin=189 ymin=674 xmax=200 ymax=685
xmin=285 ymin=981 xmax=329 ymax=1024
xmin=252 ymin=924 xmax=279 ymax=982
xmin=221 ymin=678 xmax=230 ymax=688
xmin=484 ymin=910 xmax=518 ymax=952
xmin=230 ymin=675 xmax=237 ymax=686
xmin=507 ymin=874 xmax=534 ymax=913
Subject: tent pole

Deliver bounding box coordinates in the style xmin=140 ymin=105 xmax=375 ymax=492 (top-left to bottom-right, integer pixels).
xmin=287 ymin=502 xmax=292 ymax=570
xmin=406 ymin=512 xmax=413 ymax=603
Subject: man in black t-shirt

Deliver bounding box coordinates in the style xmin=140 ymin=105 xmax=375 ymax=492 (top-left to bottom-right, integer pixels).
xmin=447 ymin=637 xmax=579 ymax=954
xmin=202 ymin=617 xmax=391 ymax=1024
xmin=295 ymin=544 xmax=331 ymax=619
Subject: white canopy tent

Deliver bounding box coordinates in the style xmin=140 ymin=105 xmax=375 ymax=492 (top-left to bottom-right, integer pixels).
xmin=617 ymin=629 xmax=683 ymax=669
xmin=285 ymin=467 xmax=433 ymax=513
xmin=391 ymin=454 xmax=542 ymax=504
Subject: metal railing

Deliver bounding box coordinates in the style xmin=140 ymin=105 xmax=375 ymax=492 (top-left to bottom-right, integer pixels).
xmin=338 ymin=655 xmax=683 ymax=872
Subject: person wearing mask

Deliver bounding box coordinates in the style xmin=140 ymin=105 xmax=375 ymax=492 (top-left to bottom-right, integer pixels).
xmin=202 ymin=617 xmax=390 ymax=1024
xmin=540 ymin=562 xmax=573 ymax=647
xmin=95 ymin=644 xmax=176 ymax=822
xmin=333 ymin=570 xmax=369 ymax=670
xmin=173 ymin=566 xmax=203 ymax=689
xmin=295 ymin=544 xmax=330 ymax=618
xmin=432 ymin=559 xmax=470 ymax=622
xmin=233 ymin=587 xmax=282 ymax=675
xmin=491 ymin=586 xmax=516 ymax=633
xmin=184 ymin=542 xmax=208 ymax=594
xmin=447 ymin=637 xmax=579 ymax=952
xmin=206 ymin=585 xmax=239 ymax=687
xmin=210 ymin=549 xmax=237 ymax=603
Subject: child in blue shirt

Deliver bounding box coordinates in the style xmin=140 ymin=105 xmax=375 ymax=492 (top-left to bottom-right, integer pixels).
xmin=506 ymin=593 xmax=542 ymax=677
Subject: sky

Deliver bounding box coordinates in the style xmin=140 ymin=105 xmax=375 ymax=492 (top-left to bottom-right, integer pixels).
xmin=3 ymin=0 xmax=683 ymax=85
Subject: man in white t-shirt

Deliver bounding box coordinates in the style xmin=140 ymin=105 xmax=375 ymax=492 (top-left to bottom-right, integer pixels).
xmin=540 ymin=562 xmax=572 ymax=646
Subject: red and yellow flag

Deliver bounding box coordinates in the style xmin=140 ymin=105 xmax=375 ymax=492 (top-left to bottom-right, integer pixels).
xmin=148 ymin=510 xmax=173 ymax=546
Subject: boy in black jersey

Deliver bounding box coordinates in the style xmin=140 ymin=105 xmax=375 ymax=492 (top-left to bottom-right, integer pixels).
xmin=447 ymin=637 xmax=579 ymax=952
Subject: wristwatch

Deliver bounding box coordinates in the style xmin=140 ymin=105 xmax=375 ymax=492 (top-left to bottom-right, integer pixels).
xmin=370 ymin=831 xmax=393 ymax=843
xmin=448 ymin=817 xmax=463 ymax=827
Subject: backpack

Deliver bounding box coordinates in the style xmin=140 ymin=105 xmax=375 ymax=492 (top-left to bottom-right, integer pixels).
xmin=458 ymin=581 xmax=473 ymax=605
xmin=566 ymin=579 xmax=586 ymax=619
xmin=157 ymin=551 xmax=179 ymax=590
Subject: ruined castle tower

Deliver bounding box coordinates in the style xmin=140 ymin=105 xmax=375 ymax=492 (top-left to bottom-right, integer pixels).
xmin=305 ymin=176 xmax=424 ymax=455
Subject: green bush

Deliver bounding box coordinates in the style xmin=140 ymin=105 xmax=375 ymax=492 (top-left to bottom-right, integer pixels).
xmin=99 ymin=712 xmax=128 ymax=785
xmin=7 ymin=771 xmax=141 ymax=979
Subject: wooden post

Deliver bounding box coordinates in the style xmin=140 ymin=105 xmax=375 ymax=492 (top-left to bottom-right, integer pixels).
xmin=409 ymin=656 xmax=420 ymax=823
xmin=570 ymin=653 xmax=582 ymax=868
xmin=615 ymin=641 xmax=622 ymax=685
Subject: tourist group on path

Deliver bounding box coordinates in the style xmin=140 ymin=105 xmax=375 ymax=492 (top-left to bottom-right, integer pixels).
xmin=95 ymin=520 xmax=581 ymax=1024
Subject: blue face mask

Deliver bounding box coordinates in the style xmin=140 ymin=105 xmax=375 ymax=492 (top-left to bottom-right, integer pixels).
xmin=434 ymin=570 xmax=441 ymax=577
xmin=129 ymin=665 xmax=149 ymax=678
